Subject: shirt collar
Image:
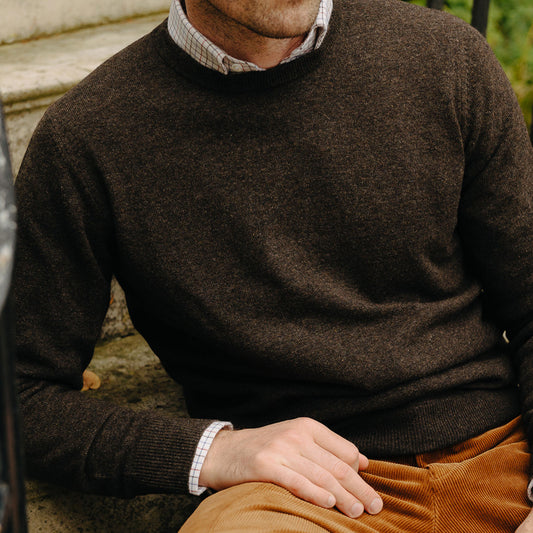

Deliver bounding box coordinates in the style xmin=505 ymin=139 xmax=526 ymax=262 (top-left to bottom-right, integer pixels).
xmin=168 ymin=0 xmax=333 ymax=75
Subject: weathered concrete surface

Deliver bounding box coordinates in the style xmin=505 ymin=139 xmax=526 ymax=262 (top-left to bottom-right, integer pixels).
xmin=0 ymin=14 xmax=166 ymax=105
xmin=101 ymin=278 xmax=135 ymax=341
xmin=26 ymin=485 xmax=198 ymax=533
xmin=83 ymin=334 xmax=188 ymax=416
xmin=1 ymin=0 xmax=169 ymax=44
xmin=25 ymin=333 xmax=199 ymax=533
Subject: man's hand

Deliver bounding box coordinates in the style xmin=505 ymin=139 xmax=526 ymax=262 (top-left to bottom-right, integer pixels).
xmin=199 ymin=417 xmax=383 ymax=518
xmin=516 ymin=507 xmax=533 ymax=532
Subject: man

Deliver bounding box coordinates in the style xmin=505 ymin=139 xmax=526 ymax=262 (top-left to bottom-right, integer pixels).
xmin=13 ymin=0 xmax=533 ymax=531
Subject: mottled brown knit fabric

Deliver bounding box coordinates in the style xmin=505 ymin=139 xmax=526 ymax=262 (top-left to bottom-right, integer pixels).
xmin=14 ymin=0 xmax=533 ymax=497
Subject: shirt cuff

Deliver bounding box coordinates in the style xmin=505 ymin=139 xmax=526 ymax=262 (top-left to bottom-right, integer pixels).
xmin=188 ymin=420 xmax=233 ymax=496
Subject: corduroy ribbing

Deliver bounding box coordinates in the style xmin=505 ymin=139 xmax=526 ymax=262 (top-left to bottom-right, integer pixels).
xmin=180 ymin=418 xmax=530 ymax=532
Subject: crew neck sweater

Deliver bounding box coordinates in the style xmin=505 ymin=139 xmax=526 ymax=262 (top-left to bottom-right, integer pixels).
xmin=14 ymin=0 xmax=533 ymax=497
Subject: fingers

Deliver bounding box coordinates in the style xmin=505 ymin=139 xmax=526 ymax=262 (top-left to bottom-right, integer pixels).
xmin=290 ymin=418 xmax=381 ymax=511
xmin=272 ymin=465 xmax=338 ymax=510
xmin=304 ymin=418 xmax=370 ymax=472
xmin=198 ymin=416 xmax=383 ymax=520
xmin=287 ymin=447 xmax=383 ymax=517
xmin=358 ymin=453 xmax=370 ymax=471
xmin=308 ymin=418 xmax=362 ymax=469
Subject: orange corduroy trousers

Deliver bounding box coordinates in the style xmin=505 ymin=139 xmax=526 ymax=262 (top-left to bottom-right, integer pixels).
xmin=179 ymin=417 xmax=531 ymax=532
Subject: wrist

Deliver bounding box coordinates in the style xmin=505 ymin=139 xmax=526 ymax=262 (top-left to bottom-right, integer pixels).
xmin=188 ymin=421 xmax=233 ymax=495
xmin=198 ymin=426 xmax=234 ymax=489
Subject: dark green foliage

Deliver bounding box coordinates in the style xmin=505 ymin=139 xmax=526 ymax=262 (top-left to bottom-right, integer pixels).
xmin=404 ymin=0 xmax=533 ymax=129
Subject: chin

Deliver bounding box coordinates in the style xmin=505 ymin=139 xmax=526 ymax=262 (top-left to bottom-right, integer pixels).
xmin=249 ymin=10 xmax=320 ymax=39
xmin=220 ymin=0 xmax=321 ymax=40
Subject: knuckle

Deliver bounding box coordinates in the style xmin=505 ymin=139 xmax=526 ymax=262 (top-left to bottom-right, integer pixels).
xmin=346 ymin=443 xmax=359 ymax=464
xmin=357 ymin=484 xmax=379 ymax=503
xmin=331 ymin=459 xmax=352 ymax=480
xmin=294 ymin=416 xmax=316 ymax=430
xmin=314 ymin=468 xmax=336 ymax=488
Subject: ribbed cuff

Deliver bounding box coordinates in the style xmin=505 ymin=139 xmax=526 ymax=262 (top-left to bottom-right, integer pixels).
xmin=124 ymin=415 xmax=216 ymax=495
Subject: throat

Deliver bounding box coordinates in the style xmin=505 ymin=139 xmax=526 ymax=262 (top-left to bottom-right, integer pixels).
xmin=227 ymin=35 xmax=306 ymax=69
xmin=185 ymin=0 xmax=308 ymax=69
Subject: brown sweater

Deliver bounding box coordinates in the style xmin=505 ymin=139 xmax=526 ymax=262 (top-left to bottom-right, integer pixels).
xmin=14 ymin=0 xmax=533 ymax=497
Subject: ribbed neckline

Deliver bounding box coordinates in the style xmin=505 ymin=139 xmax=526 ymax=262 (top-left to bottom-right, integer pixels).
xmin=151 ymin=4 xmax=342 ymax=93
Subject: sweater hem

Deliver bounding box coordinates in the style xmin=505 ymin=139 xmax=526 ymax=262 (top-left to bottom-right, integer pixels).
xmin=335 ymin=387 xmax=521 ymax=457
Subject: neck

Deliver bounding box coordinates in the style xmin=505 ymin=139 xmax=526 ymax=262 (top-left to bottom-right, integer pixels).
xmin=184 ymin=0 xmax=308 ymax=69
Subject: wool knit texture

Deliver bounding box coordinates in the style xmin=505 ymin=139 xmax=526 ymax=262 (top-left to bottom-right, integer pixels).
xmin=14 ymin=0 xmax=533 ymax=497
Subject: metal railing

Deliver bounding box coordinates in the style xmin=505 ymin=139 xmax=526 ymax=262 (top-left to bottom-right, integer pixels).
xmin=0 ymin=102 xmax=27 ymax=533
xmin=426 ymin=0 xmax=489 ymax=35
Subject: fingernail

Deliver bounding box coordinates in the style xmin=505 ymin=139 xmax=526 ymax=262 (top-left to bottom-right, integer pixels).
xmin=368 ymin=498 xmax=383 ymax=515
xmin=326 ymin=495 xmax=336 ymax=507
xmin=349 ymin=502 xmax=364 ymax=518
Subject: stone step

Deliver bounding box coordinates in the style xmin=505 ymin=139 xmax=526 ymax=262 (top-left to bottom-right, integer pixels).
xmin=25 ymin=333 xmax=199 ymax=533
xmin=1 ymin=13 xmax=166 ymax=176
xmin=1 ymin=0 xmax=169 ymax=44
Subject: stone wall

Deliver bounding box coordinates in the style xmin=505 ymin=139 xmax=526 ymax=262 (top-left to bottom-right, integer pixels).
xmin=1 ymin=0 xmax=169 ymax=44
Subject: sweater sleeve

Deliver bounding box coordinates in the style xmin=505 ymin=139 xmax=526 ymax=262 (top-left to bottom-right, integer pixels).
xmin=454 ymin=29 xmax=533 ymax=476
xmin=14 ymin=112 xmax=215 ymax=497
